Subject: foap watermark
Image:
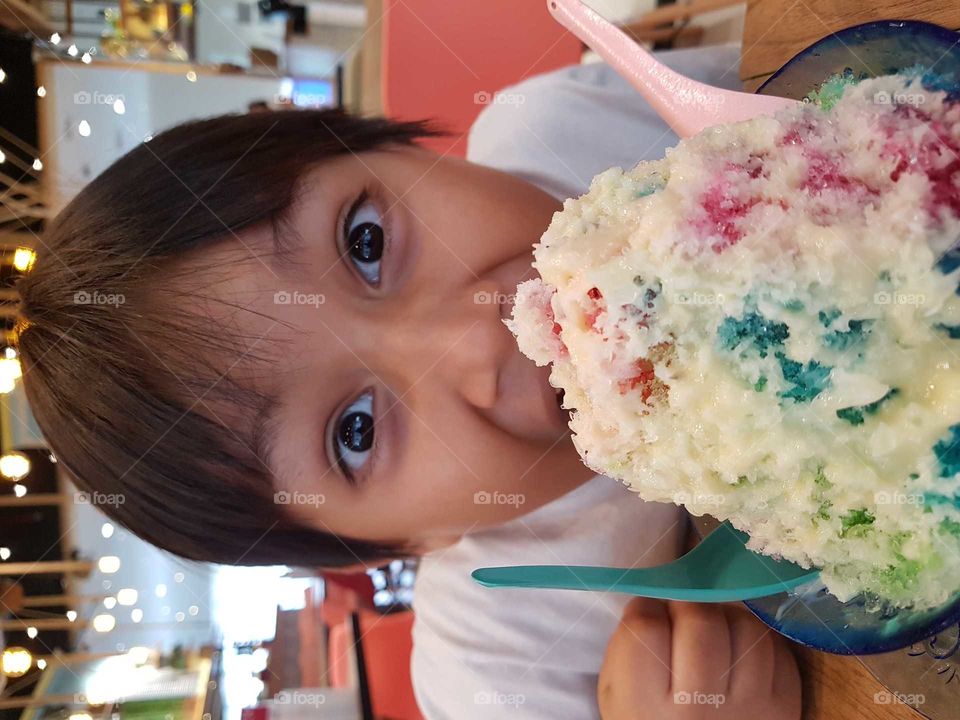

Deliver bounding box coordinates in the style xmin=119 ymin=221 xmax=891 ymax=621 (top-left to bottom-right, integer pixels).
xmin=274 ymin=490 xmax=326 ymax=507
xmin=474 ymin=290 xmax=515 ymax=305
xmin=274 ymin=290 xmax=326 ymax=307
xmin=874 ymin=690 xmax=925 ymax=706
xmin=73 ymin=90 xmax=124 ymax=106
xmin=272 ymin=91 xmax=329 ymax=107
xmin=275 ymin=691 xmax=326 ymax=707
xmin=73 ymin=290 xmax=125 ymax=307
xmin=473 ymin=90 xmax=525 ymax=106
xmin=674 ymin=691 xmax=726 ymax=708
xmin=672 ymin=491 xmax=727 ymax=509
xmin=74 ymin=491 xmax=125 ymax=507
xmin=873 ymin=90 xmax=926 ymax=107
xmin=875 ymin=491 xmax=925 ymax=506
xmin=473 ymin=691 xmax=525 ymax=708
xmin=672 ymin=291 xmax=725 ymax=306
xmin=873 ymin=291 xmax=925 ymax=306
xmin=474 ymin=490 xmax=525 ymax=508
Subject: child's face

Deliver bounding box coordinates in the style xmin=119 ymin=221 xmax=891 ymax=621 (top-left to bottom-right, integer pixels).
xmin=192 ymin=145 xmax=594 ymax=557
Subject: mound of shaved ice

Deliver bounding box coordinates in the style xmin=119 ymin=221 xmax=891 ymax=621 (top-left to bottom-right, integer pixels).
xmin=508 ymin=73 xmax=960 ymax=610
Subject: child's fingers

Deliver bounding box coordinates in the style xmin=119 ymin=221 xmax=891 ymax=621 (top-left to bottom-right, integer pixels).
xmin=667 ymin=600 xmax=730 ymax=695
xmin=724 ymin=604 xmax=776 ymax=697
xmin=771 ymin=635 xmax=802 ymax=719
xmin=598 ymin=597 xmax=672 ymax=718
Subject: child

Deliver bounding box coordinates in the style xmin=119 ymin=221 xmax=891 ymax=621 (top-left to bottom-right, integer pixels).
xmin=16 ymin=43 xmax=799 ymax=719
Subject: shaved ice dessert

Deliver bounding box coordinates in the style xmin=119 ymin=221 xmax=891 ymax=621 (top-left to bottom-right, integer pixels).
xmin=508 ymin=73 xmax=960 ymax=610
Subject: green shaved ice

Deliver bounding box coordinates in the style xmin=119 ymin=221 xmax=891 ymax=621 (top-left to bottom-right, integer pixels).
xmin=805 ymin=69 xmax=862 ymax=110
xmin=840 ymin=508 xmax=875 ymax=537
xmin=836 ymin=388 xmax=899 ymax=425
xmin=823 ymin=319 xmax=873 ymax=351
xmin=934 ymin=423 xmax=960 ymax=478
xmin=776 ymin=352 xmax=832 ymax=403
xmin=718 ymin=312 xmax=789 ymax=359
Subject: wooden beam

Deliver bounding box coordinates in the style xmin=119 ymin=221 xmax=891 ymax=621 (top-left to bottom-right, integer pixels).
xmin=0 ymin=0 xmax=55 ymax=37
xmin=0 ymin=616 xmax=88 ymax=630
xmin=629 ymin=0 xmax=743 ymax=30
xmin=21 ymin=593 xmax=107 ymax=607
xmin=0 ymin=560 xmax=93 ymax=576
xmin=0 ymin=695 xmax=91 ymax=711
xmin=0 ymin=493 xmax=69 ymax=507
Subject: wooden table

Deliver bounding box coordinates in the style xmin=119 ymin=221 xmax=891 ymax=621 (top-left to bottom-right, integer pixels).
xmin=795 ymin=647 xmax=919 ymax=720
xmin=737 ymin=3 xmax=960 ymax=717
xmin=739 ymin=0 xmax=960 ymax=91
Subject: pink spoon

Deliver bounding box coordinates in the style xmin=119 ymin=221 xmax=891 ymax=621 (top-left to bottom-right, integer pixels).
xmin=547 ymin=0 xmax=799 ymax=137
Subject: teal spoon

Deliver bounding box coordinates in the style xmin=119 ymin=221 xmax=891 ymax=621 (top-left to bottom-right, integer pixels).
xmin=472 ymin=521 xmax=820 ymax=602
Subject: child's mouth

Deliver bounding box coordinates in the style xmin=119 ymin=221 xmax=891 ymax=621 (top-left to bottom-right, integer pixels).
xmin=554 ymin=387 xmax=565 ymax=409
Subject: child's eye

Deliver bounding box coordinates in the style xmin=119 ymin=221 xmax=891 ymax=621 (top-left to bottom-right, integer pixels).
xmin=343 ymin=195 xmax=384 ymax=285
xmin=333 ymin=390 xmax=375 ymax=480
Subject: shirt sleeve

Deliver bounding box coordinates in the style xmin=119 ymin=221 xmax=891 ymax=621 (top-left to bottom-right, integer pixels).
xmin=466 ymin=43 xmax=744 ymax=200
xmin=411 ymin=615 xmax=602 ymax=720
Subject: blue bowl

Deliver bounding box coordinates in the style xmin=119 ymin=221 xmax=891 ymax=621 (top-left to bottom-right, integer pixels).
xmin=744 ymin=20 xmax=960 ymax=656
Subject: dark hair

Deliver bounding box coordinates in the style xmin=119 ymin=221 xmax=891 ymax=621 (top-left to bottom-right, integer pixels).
xmin=16 ymin=108 xmax=440 ymax=567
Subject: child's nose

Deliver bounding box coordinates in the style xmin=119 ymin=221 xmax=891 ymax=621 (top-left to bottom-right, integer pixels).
xmin=378 ymin=282 xmax=513 ymax=410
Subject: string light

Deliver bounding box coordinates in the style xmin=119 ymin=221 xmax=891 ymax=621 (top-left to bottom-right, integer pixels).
xmin=98 ymin=556 xmax=121 ymax=573
xmin=81 ymin=53 xmax=92 ymax=64
xmin=113 ymin=98 xmax=125 ymax=115
xmin=66 ymin=610 xmax=78 ymax=622
xmin=0 ymin=68 xmax=6 ymax=84
xmin=50 ymin=33 xmax=61 ymax=45
xmin=186 ymin=70 xmax=197 ymax=82
xmin=31 ymin=159 xmax=42 ymax=171
xmin=0 ymin=150 xmax=5 ymax=164
xmin=13 ymin=484 xmax=26 ymax=497
xmin=78 ymin=120 xmax=91 ymax=137
xmin=1 ymin=647 xmax=32 ymax=677
xmin=116 ymin=588 xmax=137 ymax=605
xmin=101 ymin=522 xmax=114 ymax=538
xmin=13 ymin=247 xmax=35 ymax=271
xmin=67 ymin=44 xmax=78 ymax=57
xmin=155 ymin=583 xmax=167 ymax=598
xmin=92 ymin=614 xmax=115 ymax=632
xmin=0 ymin=547 xmax=10 ymax=560
xmin=37 ymin=86 xmax=46 ymax=98
xmin=36 ymin=658 xmax=47 ymax=670
xmin=0 ymin=359 xmax=19 ymax=392
xmin=1 ymin=452 xmax=31 ymax=480
xmin=26 ymin=627 xmax=38 ymax=639
xmin=130 ymin=608 xmax=143 ymax=623
xmin=103 ymin=597 xmax=116 ymax=609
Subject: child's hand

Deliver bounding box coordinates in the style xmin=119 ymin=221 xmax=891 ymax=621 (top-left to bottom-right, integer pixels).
xmin=598 ymin=597 xmax=801 ymax=719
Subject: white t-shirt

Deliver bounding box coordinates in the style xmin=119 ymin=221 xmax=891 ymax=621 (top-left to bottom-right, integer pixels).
xmin=411 ymin=43 xmax=744 ymax=720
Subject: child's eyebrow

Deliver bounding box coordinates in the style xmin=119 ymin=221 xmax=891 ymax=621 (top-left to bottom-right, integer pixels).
xmin=268 ymin=206 xmax=307 ymax=274
xmin=251 ymin=388 xmax=343 ymax=494
xmin=251 ymin=392 xmax=282 ymax=477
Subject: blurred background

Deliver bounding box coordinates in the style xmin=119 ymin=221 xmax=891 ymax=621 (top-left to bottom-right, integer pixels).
xmin=0 ymin=1 xmax=745 ymax=718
